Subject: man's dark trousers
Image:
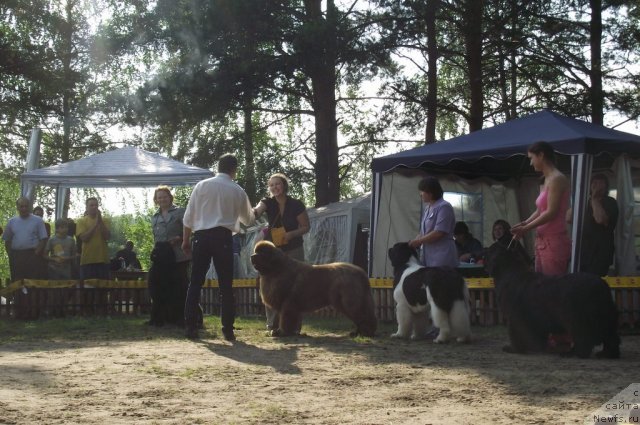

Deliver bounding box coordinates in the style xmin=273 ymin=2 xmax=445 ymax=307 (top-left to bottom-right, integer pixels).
xmin=185 ymin=227 xmax=235 ymax=335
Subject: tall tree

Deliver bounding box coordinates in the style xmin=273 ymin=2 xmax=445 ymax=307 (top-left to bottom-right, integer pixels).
xmin=0 ymin=0 xmax=122 ymax=215
xmin=103 ymin=0 xmax=390 ymax=206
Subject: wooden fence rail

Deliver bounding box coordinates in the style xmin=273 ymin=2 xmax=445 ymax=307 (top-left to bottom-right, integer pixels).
xmin=1 ymin=278 xmax=639 ymax=330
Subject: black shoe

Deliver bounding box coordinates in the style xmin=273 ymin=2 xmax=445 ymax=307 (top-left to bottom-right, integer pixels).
xmin=185 ymin=328 xmax=199 ymax=340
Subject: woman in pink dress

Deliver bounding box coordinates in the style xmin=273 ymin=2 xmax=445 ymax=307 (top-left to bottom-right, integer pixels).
xmin=511 ymin=141 xmax=571 ymax=276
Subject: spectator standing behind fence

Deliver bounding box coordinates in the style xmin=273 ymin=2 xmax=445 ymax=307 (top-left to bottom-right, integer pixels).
xmin=32 ymin=206 xmax=51 ymax=238
xmin=45 ymin=219 xmax=77 ymax=280
xmin=152 ymin=185 xmax=193 ymax=326
xmin=511 ymin=141 xmax=571 ymax=276
xmin=253 ymin=173 xmax=310 ymax=332
xmin=2 ymin=197 xmax=48 ymax=281
xmin=567 ymin=174 xmax=619 ymax=276
xmin=76 ymin=197 xmax=111 ymax=280
xmin=182 ymin=154 xmax=255 ymax=341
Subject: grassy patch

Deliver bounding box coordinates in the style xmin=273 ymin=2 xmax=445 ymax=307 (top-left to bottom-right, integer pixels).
xmin=0 ymin=315 xmax=399 ymax=345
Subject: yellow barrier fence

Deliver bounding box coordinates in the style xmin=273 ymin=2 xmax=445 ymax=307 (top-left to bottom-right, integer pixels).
xmin=3 ymin=275 xmax=640 ymax=297
xmin=0 ymin=277 xmax=638 ymax=327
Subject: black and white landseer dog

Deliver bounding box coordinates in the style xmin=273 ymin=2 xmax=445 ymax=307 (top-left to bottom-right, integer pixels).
xmin=387 ymin=242 xmax=471 ymax=343
xmin=484 ymin=242 xmax=620 ymax=358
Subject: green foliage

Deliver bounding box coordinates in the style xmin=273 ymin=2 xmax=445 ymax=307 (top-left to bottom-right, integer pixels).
xmin=1 ymin=0 xmax=640 ymax=224
xmin=0 ymin=178 xmax=21 ymax=282
xmin=0 ymin=315 xmax=390 ymax=345
xmin=108 ymin=213 xmax=154 ymax=269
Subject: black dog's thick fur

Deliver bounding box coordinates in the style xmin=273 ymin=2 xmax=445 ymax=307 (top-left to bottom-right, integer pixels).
xmin=484 ymin=243 xmax=620 ymax=358
xmin=251 ymin=240 xmax=377 ymax=337
xmin=148 ymin=242 xmax=182 ymax=326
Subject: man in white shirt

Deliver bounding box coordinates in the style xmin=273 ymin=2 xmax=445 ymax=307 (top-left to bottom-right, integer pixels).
xmin=182 ymin=154 xmax=255 ymax=340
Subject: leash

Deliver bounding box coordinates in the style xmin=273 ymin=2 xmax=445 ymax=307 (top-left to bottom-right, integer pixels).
xmin=506 ymin=237 xmax=516 ymax=251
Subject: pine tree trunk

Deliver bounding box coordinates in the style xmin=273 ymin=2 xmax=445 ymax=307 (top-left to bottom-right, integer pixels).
xmin=465 ymin=0 xmax=484 ymax=132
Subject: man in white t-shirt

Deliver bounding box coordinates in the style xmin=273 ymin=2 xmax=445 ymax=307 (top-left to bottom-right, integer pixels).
xmin=182 ymin=154 xmax=255 ymax=341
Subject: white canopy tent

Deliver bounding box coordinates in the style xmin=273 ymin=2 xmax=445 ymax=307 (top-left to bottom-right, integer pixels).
xmin=20 ymin=146 xmax=214 ymax=219
xmin=303 ymin=193 xmax=371 ymax=266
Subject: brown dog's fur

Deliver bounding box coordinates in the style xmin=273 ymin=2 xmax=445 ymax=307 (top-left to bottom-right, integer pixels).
xmin=251 ymin=241 xmax=377 ymax=337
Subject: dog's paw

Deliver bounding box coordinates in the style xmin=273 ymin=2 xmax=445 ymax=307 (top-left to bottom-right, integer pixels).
xmin=390 ymin=332 xmax=408 ymax=339
xmin=456 ymin=335 xmax=471 ymax=343
xmin=434 ymin=336 xmax=448 ymax=344
xmin=269 ymin=329 xmax=283 ymax=337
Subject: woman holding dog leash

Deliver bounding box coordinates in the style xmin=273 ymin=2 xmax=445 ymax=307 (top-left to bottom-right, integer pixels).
xmin=408 ymin=176 xmax=459 ymax=340
xmin=253 ymin=173 xmax=310 ymax=332
xmin=510 ymin=141 xmax=573 ymax=352
xmin=510 ymin=141 xmax=571 ymax=276
xmin=408 ymin=176 xmax=459 ymax=268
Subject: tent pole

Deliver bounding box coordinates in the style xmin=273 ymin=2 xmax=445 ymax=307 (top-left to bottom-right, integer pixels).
xmin=55 ymin=186 xmax=68 ymax=220
xmin=569 ymin=153 xmax=593 ymax=273
xmin=368 ymin=172 xmax=382 ymax=277
xmin=21 ymin=128 xmax=42 ymax=202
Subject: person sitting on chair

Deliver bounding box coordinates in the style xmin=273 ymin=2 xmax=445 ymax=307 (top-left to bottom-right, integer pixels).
xmin=115 ymin=240 xmax=142 ymax=270
xmin=454 ymin=221 xmax=483 ymax=263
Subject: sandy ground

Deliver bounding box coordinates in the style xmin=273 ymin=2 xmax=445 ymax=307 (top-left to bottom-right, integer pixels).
xmin=0 ymin=317 xmax=637 ymax=425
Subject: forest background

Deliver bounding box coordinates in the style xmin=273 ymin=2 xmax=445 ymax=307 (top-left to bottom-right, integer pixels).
xmin=1 ymin=0 xmax=640 ymax=280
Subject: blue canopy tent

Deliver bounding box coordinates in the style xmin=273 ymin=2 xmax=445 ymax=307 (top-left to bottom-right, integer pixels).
xmin=370 ymin=110 xmax=640 ymax=277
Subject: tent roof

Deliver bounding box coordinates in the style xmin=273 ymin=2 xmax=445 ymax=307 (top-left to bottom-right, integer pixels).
xmin=372 ymin=110 xmax=640 ymax=174
xmin=307 ymin=193 xmax=371 ymax=219
xmin=21 ymin=146 xmax=214 ymax=188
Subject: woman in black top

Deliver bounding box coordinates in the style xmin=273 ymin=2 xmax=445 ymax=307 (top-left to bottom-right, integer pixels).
xmin=253 ymin=173 xmax=310 ymax=331
xmin=253 ymin=173 xmax=310 ymax=260
xmin=492 ymin=219 xmax=532 ymax=267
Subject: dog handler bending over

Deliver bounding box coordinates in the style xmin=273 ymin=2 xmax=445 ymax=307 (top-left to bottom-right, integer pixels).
xmin=182 ymin=154 xmax=255 ymax=341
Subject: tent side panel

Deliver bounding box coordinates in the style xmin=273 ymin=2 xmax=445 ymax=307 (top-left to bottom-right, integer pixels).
xmin=372 ymin=174 xmax=423 ymax=277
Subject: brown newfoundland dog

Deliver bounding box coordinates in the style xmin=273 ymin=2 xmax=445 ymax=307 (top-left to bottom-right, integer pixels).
xmin=251 ymin=241 xmax=377 ymax=337
xmin=484 ymin=242 xmax=620 ymax=358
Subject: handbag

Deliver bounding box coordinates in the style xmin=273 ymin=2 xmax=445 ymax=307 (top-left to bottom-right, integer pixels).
xmin=269 ymin=211 xmax=288 ymax=247
xmin=270 ymin=226 xmax=287 ymax=247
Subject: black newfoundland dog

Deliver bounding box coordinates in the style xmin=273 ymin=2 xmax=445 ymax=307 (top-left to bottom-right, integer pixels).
xmin=251 ymin=240 xmax=377 ymax=337
xmin=148 ymin=241 xmax=182 ymax=326
xmin=484 ymin=242 xmax=620 ymax=358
